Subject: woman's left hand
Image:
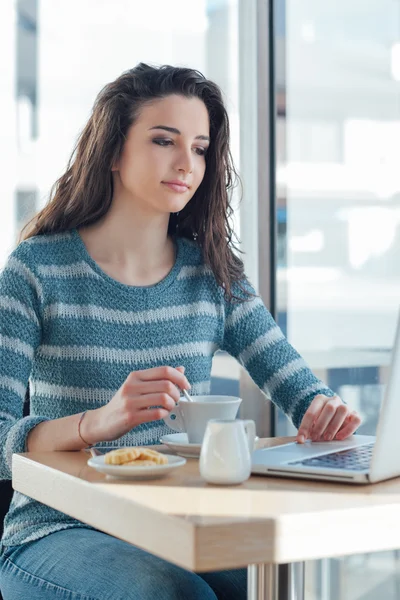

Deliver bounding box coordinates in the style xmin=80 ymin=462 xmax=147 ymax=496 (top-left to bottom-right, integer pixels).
xmin=296 ymin=394 xmax=362 ymax=444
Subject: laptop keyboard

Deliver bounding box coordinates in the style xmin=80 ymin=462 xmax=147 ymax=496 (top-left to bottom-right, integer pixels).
xmin=289 ymin=443 xmax=374 ymax=471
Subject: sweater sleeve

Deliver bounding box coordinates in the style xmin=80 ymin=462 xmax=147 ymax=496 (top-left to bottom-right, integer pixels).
xmin=221 ymin=279 xmax=335 ymax=429
xmin=0 ymin=244 xmax=50 ymax=480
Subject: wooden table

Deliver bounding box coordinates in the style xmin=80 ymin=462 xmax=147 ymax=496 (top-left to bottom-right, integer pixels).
xmin=12 ymin=437 xmax=400 ymax=600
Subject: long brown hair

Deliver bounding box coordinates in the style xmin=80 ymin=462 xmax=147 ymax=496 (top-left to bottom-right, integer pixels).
xmin=22 ymin=63 xmax=249 ymax=301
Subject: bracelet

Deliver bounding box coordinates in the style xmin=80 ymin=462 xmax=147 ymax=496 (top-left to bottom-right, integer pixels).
xmin=78 ymin=411 xmax=91 ymax=447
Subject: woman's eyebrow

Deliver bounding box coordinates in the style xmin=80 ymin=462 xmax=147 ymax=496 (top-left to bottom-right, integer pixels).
xmin=148 ymin=125 xmax=210 ymax=142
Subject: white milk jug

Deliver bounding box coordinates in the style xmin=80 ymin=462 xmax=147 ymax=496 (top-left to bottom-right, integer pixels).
xmin=199 ymin=419 xmax=256 ymax=485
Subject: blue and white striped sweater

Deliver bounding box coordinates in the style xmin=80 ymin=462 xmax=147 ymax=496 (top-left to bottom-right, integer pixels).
xmin=0 ymin=230 xmax=334 ymax=547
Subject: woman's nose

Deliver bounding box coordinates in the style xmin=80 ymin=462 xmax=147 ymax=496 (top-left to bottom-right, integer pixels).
xmin=175 ymin=148 xmax=194 ymax=174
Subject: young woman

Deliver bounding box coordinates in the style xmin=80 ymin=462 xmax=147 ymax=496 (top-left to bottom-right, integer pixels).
xmin=0 ymin=63 xmax=361 ymax=599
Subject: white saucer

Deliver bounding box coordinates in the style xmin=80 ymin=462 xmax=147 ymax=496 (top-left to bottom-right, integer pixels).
xmin=87 ymin=454 xmax=186 ymax=480
xmin=160 ymin=433 xmax=201 ymax=458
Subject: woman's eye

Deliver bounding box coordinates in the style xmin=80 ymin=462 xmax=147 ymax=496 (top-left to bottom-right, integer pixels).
xmin=152 ymin=138 xmax=207 ymax=156
xmin=153 ymin=138 xmax=173 ymax=147
xmin=195 ymin=147 xmax=207 ymax=156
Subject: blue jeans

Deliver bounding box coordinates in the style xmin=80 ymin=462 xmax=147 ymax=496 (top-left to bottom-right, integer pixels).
xmin=0 ymin=527 xmax=247 ymax=599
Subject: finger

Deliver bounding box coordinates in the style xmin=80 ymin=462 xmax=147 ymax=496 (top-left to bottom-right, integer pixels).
xmin=320 ymin=404 xmax=348 ymax=441
xmin=296 ymin=395 xmax=330 ymax=443
xmin=176 ymin=366 xmax=185 ymax=373
xmin=311 ymin=396 xmax=343 ymax=440
xmin=334 ymin=412 xmax=362 ymax=440
xmin=124 ymin=379 xmax=181 ymax=404
xmin=134 ymin=392 xmax=177 ymax=412
xmin=135 ymin=366 xmax=190 ymax=390
xmin=134 ymin=407 xmax=171 ymax=425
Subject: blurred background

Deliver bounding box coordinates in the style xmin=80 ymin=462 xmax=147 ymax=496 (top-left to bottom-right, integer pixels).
xmin=1 ymin=0 xmax=400 ymax=597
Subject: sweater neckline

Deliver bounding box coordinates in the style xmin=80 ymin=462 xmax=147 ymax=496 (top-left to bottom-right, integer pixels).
xmin=71 ymin=228 xmax=184 ymax=296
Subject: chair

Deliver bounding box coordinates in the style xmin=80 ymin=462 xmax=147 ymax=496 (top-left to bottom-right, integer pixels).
xmin=0 ymin=479 xmax=12 ymax=600
xmin=0 ymin=393 xmax=30 ymax=600
xmin=0 ymin=481 xmax=13 ymax=539
xmin=0 ymin=391 xmax=30 ymax=542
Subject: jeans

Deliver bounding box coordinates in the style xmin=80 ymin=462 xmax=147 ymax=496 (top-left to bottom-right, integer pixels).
xmin=0 ymin=527 xmax=247 ymax=599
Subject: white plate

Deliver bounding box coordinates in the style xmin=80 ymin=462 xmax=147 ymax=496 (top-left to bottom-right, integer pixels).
xmin=160 ymin=433 xmax=201 ymax=458
xmin=87 ymin=453 xmax=186 ymax=479
xmin=160 ymin=432 xmax=260 ymax=458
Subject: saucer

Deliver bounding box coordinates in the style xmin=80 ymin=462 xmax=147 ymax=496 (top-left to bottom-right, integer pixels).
xmin=87 ymin=454 xmax=186 ymax=480
xmin=160 ymin=433 xmax=201 ymax=458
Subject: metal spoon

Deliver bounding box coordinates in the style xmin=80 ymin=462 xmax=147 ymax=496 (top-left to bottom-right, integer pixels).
xmin=182 ymin=388 xmax=194 ymax=402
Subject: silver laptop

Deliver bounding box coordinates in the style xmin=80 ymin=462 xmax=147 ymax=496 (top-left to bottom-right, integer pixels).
xmin=251 ymin=315 xmax=400 ymax=484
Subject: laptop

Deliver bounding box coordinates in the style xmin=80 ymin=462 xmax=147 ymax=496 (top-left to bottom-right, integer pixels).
xmin=251 ymin=316 xmax=400 ymax=485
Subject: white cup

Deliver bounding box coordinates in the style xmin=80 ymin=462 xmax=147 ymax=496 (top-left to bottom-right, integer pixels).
xmin=199 ymin=419 xmax=256 ymax=485
xmin=163 ymin=395 xmax=242 ymax=444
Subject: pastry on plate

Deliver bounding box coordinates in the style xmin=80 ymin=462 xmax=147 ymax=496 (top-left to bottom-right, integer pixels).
xmin=124 ymin=459 xmax=158 ymax=467
xmin=104 ymin=447 xmax=168 ymax=466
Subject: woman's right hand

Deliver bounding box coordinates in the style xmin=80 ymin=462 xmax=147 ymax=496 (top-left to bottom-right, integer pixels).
xmin=81 ymin=366 xmax=190 ymax=444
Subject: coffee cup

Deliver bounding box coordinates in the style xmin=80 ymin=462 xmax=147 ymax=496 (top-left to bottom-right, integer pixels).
xmin=163 ymin=395 xmax=242 ymax=444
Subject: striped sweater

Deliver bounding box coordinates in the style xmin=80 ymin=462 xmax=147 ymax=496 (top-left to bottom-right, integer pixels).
xmin=0 ymin=230 xmax=334 ymax=547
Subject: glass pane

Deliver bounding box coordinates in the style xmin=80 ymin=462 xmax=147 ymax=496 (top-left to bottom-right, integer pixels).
xmin=276 ymin=1 xmax=400 ymax=598
xmin=276 ymin=0 xmax=400 ymax=438
xmin=1 ymin=0 xmax=240 ymax=390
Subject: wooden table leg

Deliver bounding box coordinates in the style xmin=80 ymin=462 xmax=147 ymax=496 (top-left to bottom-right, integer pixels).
xmin=247 ymin=562 xmax=305 ymax=600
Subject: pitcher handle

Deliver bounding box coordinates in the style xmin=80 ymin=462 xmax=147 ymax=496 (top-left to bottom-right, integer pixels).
xmin=242 ymin=419 xmax=256 ymax=453
xmin=163 ymin=403 xmax=185 ymax=432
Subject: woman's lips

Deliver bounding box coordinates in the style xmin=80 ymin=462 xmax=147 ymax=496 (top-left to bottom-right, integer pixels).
xmin=162 ymin=181 xmax=189 ymax=193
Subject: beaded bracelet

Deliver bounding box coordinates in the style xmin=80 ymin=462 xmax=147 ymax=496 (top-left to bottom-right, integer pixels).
xmin=78 ymin=410 xmax=91 ymax=447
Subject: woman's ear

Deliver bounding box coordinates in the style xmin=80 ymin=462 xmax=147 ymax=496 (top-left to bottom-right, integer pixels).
xmin=111 ymin=150 xmax=120 ymax=172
